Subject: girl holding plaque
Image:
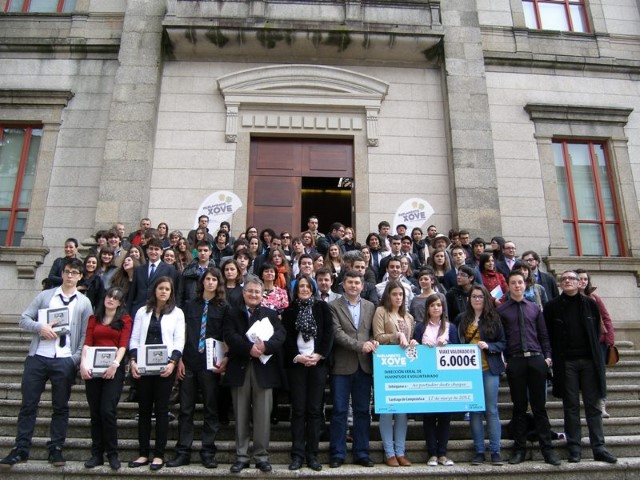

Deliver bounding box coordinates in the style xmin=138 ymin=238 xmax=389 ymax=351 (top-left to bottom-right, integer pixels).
xmin=373 ymin=281 xmax=418 ymax=467
xmin=413 ymin=294 xmax=459 ymax=467
xmin=80 ymin=287 xmax=132 ymax=470
xmin=129 ymin=277 xmax=185 ymax=471
xmin=456 ymin=285 xmax=506 ymax=466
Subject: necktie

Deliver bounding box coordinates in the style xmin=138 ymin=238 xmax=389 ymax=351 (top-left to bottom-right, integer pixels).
xmin=518 ymin=302 xmax=528 ymax=352
xmin=198 ymin=300 xmax=208 ymax=353
xmin=149 ymin=263 xmax=156 ymax=279
xmin=57 ymin=294 xmax=76 ymax=348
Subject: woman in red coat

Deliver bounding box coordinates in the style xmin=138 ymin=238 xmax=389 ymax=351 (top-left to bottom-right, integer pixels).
xmin=478 ymin=253 xmax=507 ymax=305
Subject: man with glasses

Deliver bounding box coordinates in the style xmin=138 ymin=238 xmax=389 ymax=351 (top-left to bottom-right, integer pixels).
xmin=0 ymin=258 xmax=92 ymax=469
xmin=498 ymin=270 xmax=560 ymax=466
xmin=223 ymin=276 xmax=285 ymax=473
xmin=521 ymin=250 xmax=559 ymax=300
xmin=543 ymin=271 xmax=617 ymax=464
xmin=496 ymin=241 xmax=518 ymax=279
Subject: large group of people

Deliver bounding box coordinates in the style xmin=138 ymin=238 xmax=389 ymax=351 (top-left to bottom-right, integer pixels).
xmin=0 ymin=215 xmax=619 ymax=472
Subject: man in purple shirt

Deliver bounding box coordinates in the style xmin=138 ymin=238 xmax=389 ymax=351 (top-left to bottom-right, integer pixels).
xmin=497 ymin=270 xmax=560 ymax=466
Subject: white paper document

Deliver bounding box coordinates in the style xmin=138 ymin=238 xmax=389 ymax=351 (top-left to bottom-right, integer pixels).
xmin=245 ymin=317 xmax=274 ymax=364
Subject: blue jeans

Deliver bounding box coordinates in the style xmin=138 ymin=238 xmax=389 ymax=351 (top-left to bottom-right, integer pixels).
xmin=329 ymin=368 xmax=372 ymax=461
xmin=379 ymin=413 xmax=408 ymax=458
xmin=470 ymin=370 xmax=501 ymax=454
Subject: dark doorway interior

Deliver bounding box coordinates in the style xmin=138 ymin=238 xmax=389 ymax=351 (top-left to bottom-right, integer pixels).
xmin=301 ymin=177 xmax=353 ymax=233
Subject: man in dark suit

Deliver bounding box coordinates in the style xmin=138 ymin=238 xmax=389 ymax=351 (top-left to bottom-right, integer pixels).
xmin=495 ymin=240 xmax=518 ymax=279
xmin=223 ymin=276 xmax=285 ymax=473
xmin=521 ymin=250 xmax=559 ymax=300
xmin=127 ymin=238 xmax=179 ymax=318
xmin=328 ymin=270 xmax=378 ymax=469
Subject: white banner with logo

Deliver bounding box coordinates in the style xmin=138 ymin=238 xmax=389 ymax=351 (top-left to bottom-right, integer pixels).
xmin=392 ymin=197 xmax=434 ymax=232
xmin=193 ymin=191 xmax=243 ymax=229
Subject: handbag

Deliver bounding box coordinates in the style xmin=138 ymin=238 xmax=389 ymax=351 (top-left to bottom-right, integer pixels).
xmin=606 ymin=345 xmax=619 ymax=366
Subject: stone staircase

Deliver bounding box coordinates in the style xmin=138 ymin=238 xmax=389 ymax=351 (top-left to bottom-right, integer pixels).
xmin=0 ymin=326 xmax=639 ymax=479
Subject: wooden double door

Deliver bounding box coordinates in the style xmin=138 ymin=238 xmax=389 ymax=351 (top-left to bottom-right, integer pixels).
xmin=248 ymin=137 xmax=354 ymax=236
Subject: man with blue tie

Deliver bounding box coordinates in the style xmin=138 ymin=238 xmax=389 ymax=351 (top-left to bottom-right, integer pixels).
xmin=127 ymin=238 xmax=179 ymax=318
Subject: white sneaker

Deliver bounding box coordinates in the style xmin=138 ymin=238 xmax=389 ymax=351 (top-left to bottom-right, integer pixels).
xmin=427 ymin=456 xmax=438 ymax=466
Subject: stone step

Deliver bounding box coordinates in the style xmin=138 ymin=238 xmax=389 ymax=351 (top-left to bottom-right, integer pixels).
xmin=0 ymin=414 xmax=637 ymax=442
xmin=2 ymin=457 xmax=640 ymax=480
xmin=0 ymin=434 xmax=638 ymax=465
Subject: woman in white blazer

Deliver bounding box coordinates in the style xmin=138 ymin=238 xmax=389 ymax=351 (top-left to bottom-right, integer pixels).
xmin=128 ymin=276 xmax=185 ymax=471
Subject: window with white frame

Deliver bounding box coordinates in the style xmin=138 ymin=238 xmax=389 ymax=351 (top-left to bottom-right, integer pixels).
xmin=522 ymin=0 xmax=589 ymax=32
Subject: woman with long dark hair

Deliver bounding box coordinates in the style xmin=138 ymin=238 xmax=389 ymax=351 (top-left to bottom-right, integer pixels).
xmin=413 ymin=294 xmax=459 ymax=467
xmin=456 ymin=285 xmax=506 ymax=465
xmin=478 ymin=253 xmax=507 ymax=304
xmin=373 ymin=280 xmax=418 ymax=467
xmin=282 ymin=274 xmax=333 ymax=471
xmin=128 ymin=276 xmax=185 ymax=471
xmin=80 ymin=287 xmax=133 ymax=470
xmin=110 ymin=254 xmax=140 ymax=299
xmin=221 ymin=258 xmax=244 ymax=308
xmin=77 ymin=253 xmax=105 ymax=309
xmin=576 ymin=268 xmax=615 ymax=418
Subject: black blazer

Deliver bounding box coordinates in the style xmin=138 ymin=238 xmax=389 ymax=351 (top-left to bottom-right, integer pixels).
xmin=281 ymin=300 xmax=334 ymax=366
xmin=126 ymin=262 xmax=179 ymax=318
xmin=222 ymin=303 xmax=286 ymax=389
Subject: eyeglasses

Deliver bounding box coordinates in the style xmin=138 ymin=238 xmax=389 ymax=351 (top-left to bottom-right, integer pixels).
xmin=524 ymin=257 xmax=536 ymax=262
xmin=244 ymin=289 xmax=262 ymax=295
xmin=456 ymin=272 xmax=470 ymax=278
xmin=282 ymin=235 xmax=290 ymax=239
xmin=560 ymin=276 xmax=578 ymax=282
xmin=63 ymin=270 xmax=81 ymax=276
xmin=471 ymin=295 xmax=485 ymax=300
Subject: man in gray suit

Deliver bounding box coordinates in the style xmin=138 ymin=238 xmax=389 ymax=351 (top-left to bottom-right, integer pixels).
xmin=0 ymin=258 xmax=92 ymax=469
xmin=328 ymin=270 xmax=378 ymax=468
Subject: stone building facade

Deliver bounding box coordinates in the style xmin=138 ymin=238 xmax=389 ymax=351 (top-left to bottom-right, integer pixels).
xmin=1 ymin=0 xmax=639 ymax=342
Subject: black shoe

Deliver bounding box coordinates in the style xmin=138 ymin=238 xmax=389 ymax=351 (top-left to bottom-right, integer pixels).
xmin=256 ymin=461 xmax=272 ymax=472
xmin=166 ymin=454 xmax=190 ymax=467
xmin=568 ymin=452 xmax=581 ymax=463
xmin=329 ymin=457 xmax=343 ymax=468
xmin=355 ymin=457 xmax=374 ymax=467
xmin=308 ymin=459 xmax=322 ymax=471
xmin=593 ymin=450 xmax=617 ymax=464
xmin=289 ymin=457 xmax=303 ymax=470
xmin=107 ymin=453 xmax=121 ymax=470
xmin=471 ymin=453 xmax=485 ymax=465
xmin=150 ymin=460 xmax=164 ymax=471
xmin=128 ymin=458 xmax=149 ymax=468
xmin=0 ymin=449 xmax=28 ymax=469
xmin=201 ymin=456 xmax=218 ymax=469
xmin=508 ymin=451 xmax=526 ymax=465
xmin=230 ymin=461 xmax=249 ymax=473
xmin=84 ymin=455 xmax=104 ymax=468
xmin=48 ymin=447 xmax=66 ymax=467
xmin=491 ymin=453 xmax=504 ymax=466
xmin=543 ymin=451 xmax=561 ymax=466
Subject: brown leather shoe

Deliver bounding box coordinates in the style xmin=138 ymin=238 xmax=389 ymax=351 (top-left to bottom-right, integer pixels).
xmin=396 ymin=456 xmax=412 ymax=466
xmin=384 ymin=456 xmax=399 ymax=467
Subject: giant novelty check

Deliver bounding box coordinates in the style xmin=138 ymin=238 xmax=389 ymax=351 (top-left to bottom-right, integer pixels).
xmin=373 ymin=344 xmax=485 ymax=414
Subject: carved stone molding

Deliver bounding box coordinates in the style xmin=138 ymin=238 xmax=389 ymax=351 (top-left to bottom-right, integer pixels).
xmin=217 ymin=64 xmax=388 ymax=146
xmin=0 ymin=246 xmax=50 ymax=279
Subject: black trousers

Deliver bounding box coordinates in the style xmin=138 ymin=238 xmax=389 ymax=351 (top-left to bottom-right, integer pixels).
xmin=422 ymin=413 xmax=452 ymax=457
xmin=16 ymin=355 xmax=76 ymax=452
xmin=137 ymin=372 xmax=176 ymax=459
xmin=85 ymin=367 xmax=125 ymax=456
xmin=175 ymin=367 xmax=220 ymax=458
xmin=287 ymin=362 xmax=328 ymax=461
xmin=506 ymin=355 xmax=553 ymax=452
xmin=563 ymin=358 xmax=606 ymax=454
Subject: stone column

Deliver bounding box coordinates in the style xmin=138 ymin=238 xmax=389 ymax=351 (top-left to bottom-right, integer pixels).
xmin=440 ymin=0 xmax=502 ymax=237
xmin=94 ymin=0 xmax=165 ymax=231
